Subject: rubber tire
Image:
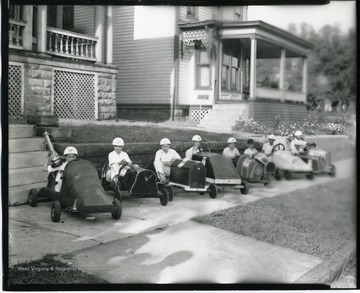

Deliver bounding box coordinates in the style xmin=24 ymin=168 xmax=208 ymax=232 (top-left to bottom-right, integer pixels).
xmin=160 ymin=189 xmax=169 ymax=206
xmin=166 ymin=186 xmax=174 ymax=201
xmin=208 ymin=184 xmax=218 ymax=199
xmin=111 ymin=199 xmax=122 ymax=220
xmin=114 ymin=190 xmax=122 ymax=203
xmin=198 ymin=191 xmax=206 ymax=195
xmin=28 ymin=188 xmax=38 ymax=207
xmin=306 ymin=173 xmax=314 ymax=180
xmin=240 ymin=181 xmax=250 ymax=194
xmin=329 ymin=164 xmax=336 ymax=177
xmin=284 ymin=170 xmax=292 ymax=180
xmin=274 ymin=169 xmax=281 ymax=181
xmin=51 ymin=201 xmax=62 ymax=222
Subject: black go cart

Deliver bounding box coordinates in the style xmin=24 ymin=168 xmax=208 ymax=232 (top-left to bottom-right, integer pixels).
xmin=101 ymin=163 xmax=170 ymax=206
xmin=236 ymin=152 xmax=276 ymax=187
xmin=192 ymin=152 xmax=249 ymax=195
xmin=28 ymin=159 xmax=122 ymax=222
xmin=168 ymin=158 xmax=217 ymax=198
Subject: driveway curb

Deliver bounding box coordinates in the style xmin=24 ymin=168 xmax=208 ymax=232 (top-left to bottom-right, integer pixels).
xmin=294 ymin=240 xmax=356 ymax=285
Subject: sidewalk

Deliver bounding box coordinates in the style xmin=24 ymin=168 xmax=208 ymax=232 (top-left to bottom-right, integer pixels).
xmin=8 ymin=157 xmax=356 ymax=286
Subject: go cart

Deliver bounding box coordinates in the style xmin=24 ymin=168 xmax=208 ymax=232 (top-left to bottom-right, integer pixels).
xmin=236 ymin=153 xmax=276 ymax=186
xmin=192 ymin=152 xmax=249 ymax=195
xmin=299 ymin=143 xmax=336 ymax=177
xmin=29 ymin=159 xmax=122 ymax=222
xmin=168 ymin=158 xmax=216 ymax=198
xmin=101 ymin=163 xmax=170 ymax=206
xmin=271 ymin=143 xmax=314 ymax=180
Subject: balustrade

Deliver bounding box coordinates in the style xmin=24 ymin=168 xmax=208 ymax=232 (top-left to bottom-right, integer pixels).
xmin=9 ymin=19 xmax=26 ymax=49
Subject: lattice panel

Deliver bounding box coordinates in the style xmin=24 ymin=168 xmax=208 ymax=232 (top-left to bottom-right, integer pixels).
xmin=54 ymin=70 xmax=95 ymax=119
xmin=9 ymin=65 xmax=23 ymax=117
xmin=191 ymin=109 xmax=209 ymax=122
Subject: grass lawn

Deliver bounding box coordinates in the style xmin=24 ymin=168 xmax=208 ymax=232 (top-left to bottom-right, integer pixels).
xmin=7 ymin=254 xmax=108 ymax=284
xmin=194 ymin=177 xmax=356 ymax=259
xmin=66 ymin=123 xmax=230 ymax=144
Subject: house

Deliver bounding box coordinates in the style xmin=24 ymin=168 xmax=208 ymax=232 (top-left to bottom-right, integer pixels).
xmin=8 ymin=5 xmax=313 ymax=129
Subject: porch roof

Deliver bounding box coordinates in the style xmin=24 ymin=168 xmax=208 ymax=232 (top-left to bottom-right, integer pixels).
xmin=178 ymin=20 xmax=314 ymax=58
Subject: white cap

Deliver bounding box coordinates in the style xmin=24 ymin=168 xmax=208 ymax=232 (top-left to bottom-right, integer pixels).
xmin=64 ymin=146 xmax=78 ymax=156
xmin=112 ymin=137 xmax=124 ymax=146
xmin=268 ymin=134 xmax=276 ymax=140
xmin=227 ymin=137 xmax=236 ymax=143
xmin=160 ymin=138 xmax=171 ymax=146
xmin=192 ymin=135 xmax=202 ymax=142
xmin=295 ymin=130 xmax=302 ymax=137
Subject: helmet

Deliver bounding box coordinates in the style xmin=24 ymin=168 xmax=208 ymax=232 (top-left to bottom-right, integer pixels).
xmin=64 ymin=146 xmax=78 ymax=156
xmin=112 ymin=137 xmax=124 ymax=146
xmin=192 ymin=135 xmax=202 ymax=142
xmin=227 ymin=137 xmax=237 ymax=144
xmin=160 ymin=138 xmax=171 ymax=146
xmin=268 ymin=134 xmax=276 ymax=140
xmin=294 ymin=130 xmax=302 ymax=137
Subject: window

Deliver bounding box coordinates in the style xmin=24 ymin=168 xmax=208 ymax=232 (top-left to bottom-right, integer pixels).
xmin=196 ymin=49 xmax=211 ymax=89
xmin=9 ymin=5 xmax=22 ymax=20
xmin=63 ymin=5 xmax=74 ymax=30
xmin=47 ymin=5 xmax=57 ymax=28
xmin=221 ymin=42 xmax=241 ymax=91
xmin=32 ymin=5 xmax=37 ymax=38
xmin=186 ymin=6 xmax=198 ymax=18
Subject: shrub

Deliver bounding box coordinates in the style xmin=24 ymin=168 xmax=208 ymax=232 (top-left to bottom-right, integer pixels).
xmin=233 ymin=116 xmax=269 ymax=134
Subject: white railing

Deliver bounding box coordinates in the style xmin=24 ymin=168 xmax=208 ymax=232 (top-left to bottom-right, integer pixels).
xmin=47 ymin=27 xmax=98 ymax=62
xmin=9 ymin=19 xmax=26 ymax=49
xmin=256 ymin=86 xmax=306 ymax=103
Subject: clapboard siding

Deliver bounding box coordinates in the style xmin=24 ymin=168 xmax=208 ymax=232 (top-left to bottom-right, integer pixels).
xmin=113 ymin=6 xmax=174 ymax=105
xmin=179 ymin=6 xmax=214 ymax=22
xmin=74 ymin=6 xmax=105 ymax=62
xmin=178 ymin=47 xmax=192 ymax=105
xmin=253 ymin=101 xmax=306 ymax=125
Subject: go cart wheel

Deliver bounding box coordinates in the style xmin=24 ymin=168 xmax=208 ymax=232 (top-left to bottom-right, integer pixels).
xmin=114 ymin=190 xmax=122 ymax=203
xmin=274 ymin=169 xmax=281 ymax=181
xmin=111 ymin=199 xmax=122 ymax=220
xmin=28 ymin=188 xmax=38 ymax=207
xmin=284 ymin=170 xmax=292 ymax=180
xmin=199 ymin=191 xmax=206 ymax=195
xmin=51 ymin=201 xmax=62 ymax=222
xmin=240 ymin=181 xmax=250 ymax=194
xmin=306 ymin=173 xmax=314 ymax=180
xmin=329 ymin=164 xmax=336 ymax=177
xmin=166 ymin=185 xmax=174 ymax=201
xmin=208 ymin=184 xmax=218 ymax=199
xmin=160 ymin=189 xmax=169 ymax=206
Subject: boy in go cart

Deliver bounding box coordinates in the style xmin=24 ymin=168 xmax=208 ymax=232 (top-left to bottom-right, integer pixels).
xmin=261 ymin=134 xmax=276 ymax=157
xmin=42 ymin=146 xmax=78 ymax=192
xmin=223 ymin=137 xmax=240 ymax=159
xmin=154 ymin=138 xmax=181 ymax=184
xmin=290 ymin=130 xmax=307 ymax=155
xmin=108 ymin=137 xmax=132 ymax=189
xmin=244 ymin=139 xmax=259 ymax=158
xmin=185 ymin=135 xmax=202 ymax=159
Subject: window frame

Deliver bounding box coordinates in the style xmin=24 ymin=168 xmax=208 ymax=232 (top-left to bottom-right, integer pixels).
xmin=221 ymin=43 xmax=241 ymax=92
xmin=195 ymin=49 xmax=211 ymax=90
xmin=186 ymin=6 xmax=198 ymax=19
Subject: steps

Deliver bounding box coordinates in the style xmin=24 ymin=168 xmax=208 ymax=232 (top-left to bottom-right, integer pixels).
xmin=197 ymin=104 xmax=250 ymax=132
xmin=9 ymin=124 xmax=48 ymax=206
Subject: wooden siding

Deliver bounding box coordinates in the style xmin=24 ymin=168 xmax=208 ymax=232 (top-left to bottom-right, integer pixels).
xmin=179 ymin=6 xmax=213 ymax=22
xmin=252 ymin=101 xmax=307 ymax=125
xmin=113 ymin=6 xmax=175 ymax=105
xmin=178 ymin=46 xmax=192 ymax=105
xmin=74 ymin=6 xmax=105 ymax=62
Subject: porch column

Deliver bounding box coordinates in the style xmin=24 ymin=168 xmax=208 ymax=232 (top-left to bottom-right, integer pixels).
xmin=37 ymin=5 xmax=47 ymax=53
xmin=249 ymin=37 xmax=257 ymax=99
xmin=95 ymin=6 xmax=104 ymax=63
xmin=106 ymin=6 xmax=113 ymax=64
xmin=302 ymin=57 xmax=308 ymax=100
xmin=22 ymin=5 xmax=33 ymax=50
xmin=279 ymin=48 xmax=286 ymax=102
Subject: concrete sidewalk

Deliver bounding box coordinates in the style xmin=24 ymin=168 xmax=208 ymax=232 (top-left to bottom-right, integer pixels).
xmin=8 ymin=157 xmax=356 ymax=285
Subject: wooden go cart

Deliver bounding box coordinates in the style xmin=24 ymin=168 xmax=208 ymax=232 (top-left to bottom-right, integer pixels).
xmin=168 ymin=158 xmax=217 ymax=198
xmin=101 ymin=163 xmax=170 ymax=206
xmin=29 ymin=159 xmax=122 ymax=222
xmin=236 ymin=152 xmax=276 ymax=187
xmin=192 ymin=152 xmax=249 ymax=195
xmin=271 ymin=143 xmax=314 ymax=180
xmin=299 ymin=143 xmax=336 ymax=177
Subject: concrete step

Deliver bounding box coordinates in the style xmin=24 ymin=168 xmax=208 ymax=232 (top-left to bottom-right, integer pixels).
xmin=9 ymin=182 xmax=47 ymax=206
xmin=9 ymin=124 xmax=36 ymax=139
xmin=9 ymin=151 xmax=48 ymax=170
xmin=9 ymin=166 xmax=48 ymax=187
xmin=9 ymin=138 xmax=45 ymax=153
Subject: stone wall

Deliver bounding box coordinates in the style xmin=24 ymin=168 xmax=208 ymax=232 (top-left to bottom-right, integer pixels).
xmin=24 ymin=63 xmax=52 ymax=116
xmin=97 ymin=74 xmax=117 ymax=120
